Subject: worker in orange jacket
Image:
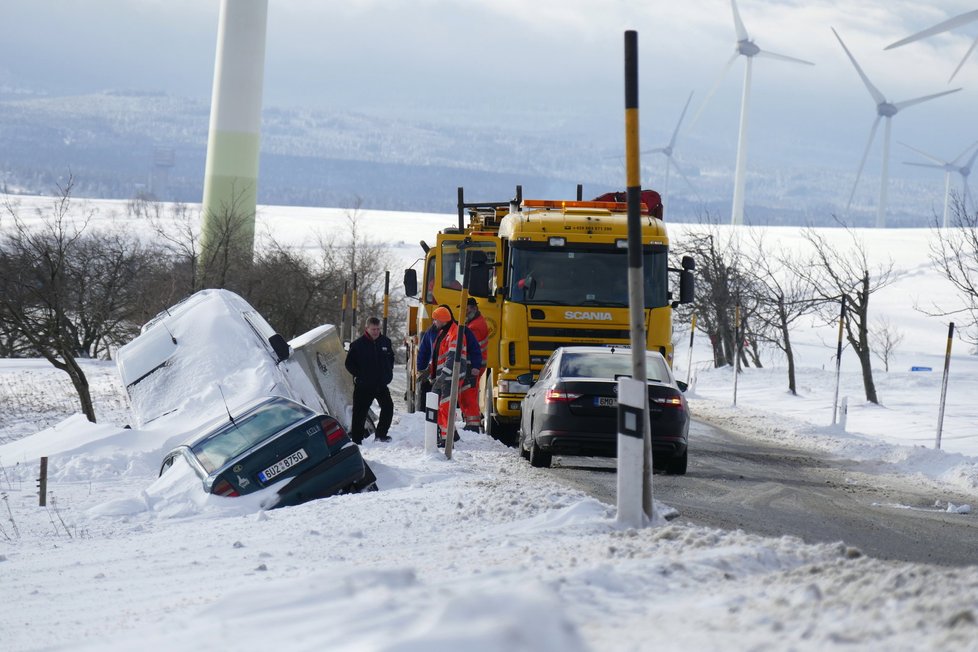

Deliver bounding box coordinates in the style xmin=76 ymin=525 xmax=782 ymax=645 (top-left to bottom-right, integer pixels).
xmin=459 ymin=298 xmax=488 ymax=433
xmin=426 ymin=305 xmax=482 ymax=447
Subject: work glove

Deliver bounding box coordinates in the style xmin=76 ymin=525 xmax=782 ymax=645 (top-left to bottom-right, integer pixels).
xmin=430 ymin=369 xmax=451 ymax=395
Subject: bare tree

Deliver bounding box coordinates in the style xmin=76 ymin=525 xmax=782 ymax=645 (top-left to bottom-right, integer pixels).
xmin=928 ymin=195 xmax=978 ymax=346
xmin=685 ymin=220 xmax=757 ymax=369
xmin=797 ymin=224 xmax=894 ymax=404
xmin=870 ymin=316 xmax=904 ymax=373
xmin=0 ymin=180 xmax=98 ymax=420
xmin=0 ymin=179 xmax=160 ymax=420
xmin=742 ymin=230 xmax=817 ymax=395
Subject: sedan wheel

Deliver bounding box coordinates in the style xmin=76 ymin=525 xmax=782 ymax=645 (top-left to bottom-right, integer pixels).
xmin=665 ymin=449 xmax=688 ymax=475
xmin=529 ymin=441 xmax=552 ymax=469
xmin=518 ymin=422 xmax=531 ymax=460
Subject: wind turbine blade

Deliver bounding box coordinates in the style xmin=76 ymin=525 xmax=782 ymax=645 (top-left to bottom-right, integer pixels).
xmin=892 ymin=87 xmax=961 ymax=112
xmin=690 ymin=53 xmax=739 ymax=128
xmin=948 ymin=34 xmax=978 ymax=82
xmin=668 ymin=91 xmax=694 ymax=150
xmin=903 ymin=161 xmax=945 ymax=170
xmin=848 ymin=115 xmax=882 ymax=210
xmin=730 ymin=0 xmax=749 ymax=42
xmin=953 ymin=140 xmax=978 ymax=165
xmin=898 ymin=140 xmax=944 ymax=165
xmin=832 ymin=27 xmax=886 ymax=106
xmin=672 ymin=160 xmax=700 ymax=196
xmin=965 ymin=144 xmax=978 ymax=170
xmin=756 ymin=49 xmax=815 ymax=66
xmin=886 ymin=10 xmax=978 ymax=49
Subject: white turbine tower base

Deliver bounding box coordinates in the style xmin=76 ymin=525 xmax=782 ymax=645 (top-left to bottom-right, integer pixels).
xmin=887 ymin=10 xmax=978 ymax=82
xmin=695 ymin=0 xmax=813 ymax=226
xmin=832 ymin=28 xmax=960 ymax=228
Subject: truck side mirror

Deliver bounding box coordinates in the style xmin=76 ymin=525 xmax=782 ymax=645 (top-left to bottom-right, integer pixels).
xmin=269 ymin=334 xmax=290 ymax=362
xmin=679 ymin=269 xmax=695 ymax=305
xmin=466 ymin=251 xmax=491 ymax=298
xmin=403 ymin=268 xmax=418 ymax=297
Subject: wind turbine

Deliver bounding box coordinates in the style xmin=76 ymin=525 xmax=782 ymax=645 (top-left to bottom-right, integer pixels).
xmin=643 ymin=91 xmax=698 ymax=213
xmin=832 ymin=28 xmax=961 ymax=228
xmin=886 ymin=10 xmax=978 ymax=82
xmin=901 ymin=140 xmax=978 ymax=227
xmin=696 ymin=0 xmax=814 ymax=225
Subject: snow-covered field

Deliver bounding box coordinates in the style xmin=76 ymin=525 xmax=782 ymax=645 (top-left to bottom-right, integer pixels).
xmin=2 ymin=197 xmax=978 ymax=651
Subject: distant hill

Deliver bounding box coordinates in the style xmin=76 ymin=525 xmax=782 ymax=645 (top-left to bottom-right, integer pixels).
xmin=0 ymin=91 xmax=944 ymax=226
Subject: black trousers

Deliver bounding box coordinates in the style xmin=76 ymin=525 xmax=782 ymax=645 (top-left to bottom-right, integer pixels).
xmin=350 ymin=384 xmax=394 ymax=443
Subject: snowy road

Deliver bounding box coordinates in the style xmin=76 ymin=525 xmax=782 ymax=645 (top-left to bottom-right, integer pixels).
xmin=548 ymin=418 xmax=978 ymax=567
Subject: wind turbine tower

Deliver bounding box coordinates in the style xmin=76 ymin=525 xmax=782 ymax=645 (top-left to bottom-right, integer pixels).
xmin=887 ymin=10 xmax=978 ymax=82
xmin=902 ymin=141 xmax=978 ymax=227
xmin=200 ymin=0 xmax=269 ymax=266
xmin=832 ymin=28 xmax=960 ymax=228
xmin=700 ymin=0 xmax=814 ymax=225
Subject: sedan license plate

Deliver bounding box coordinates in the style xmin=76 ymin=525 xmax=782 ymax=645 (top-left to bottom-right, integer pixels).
xmin=259 ymin=448 xmax=308 ymax=482
xmin=595 ymin=396 xmax=618 ymax=408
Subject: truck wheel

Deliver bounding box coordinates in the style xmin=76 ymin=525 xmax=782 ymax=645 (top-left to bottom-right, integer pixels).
xmin=483 ymin=371 xmax=518 ymax=447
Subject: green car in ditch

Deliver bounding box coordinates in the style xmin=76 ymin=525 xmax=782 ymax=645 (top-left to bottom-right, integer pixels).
xmin=159 ymin=395 xmax=376 ymax=508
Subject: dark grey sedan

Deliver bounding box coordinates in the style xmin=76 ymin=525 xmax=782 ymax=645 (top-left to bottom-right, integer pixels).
xmin=517 ymin=346 xmax=689 ymax=473
xmin=160 ymin=396 xmax=376 ymax=508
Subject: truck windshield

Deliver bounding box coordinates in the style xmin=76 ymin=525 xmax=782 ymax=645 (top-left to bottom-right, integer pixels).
xmin=508 ymin=244 xmax=669 ymax=308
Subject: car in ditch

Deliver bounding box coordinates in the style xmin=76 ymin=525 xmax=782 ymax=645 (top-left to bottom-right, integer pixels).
xmin=517 ymin=346 xmax=689 ymax=473
xmin=117 ymin=289 xmax=377 ymax=506
xmin=159 ymin=395 xmax=375 ymax=508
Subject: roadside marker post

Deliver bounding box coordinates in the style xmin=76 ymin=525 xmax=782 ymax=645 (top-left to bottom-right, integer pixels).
xmin=424 ymin=392 xmax=439 ymax=454
xmin=685 ymin=314 xmax=696 ymax=386
xmin=831 ymin=299 xmax=846 ymax=426
xmin=935 ymin=322 xmax=954 ymax=450
xmin=382 ymin=271 xmax=390 ymax=336
xmin=732 ymin=303 xmax=741 ymax=407
xmin=617 ymin=377 xmax=646 ymax=528
xmin=622 ymin=29 xmax=654 ymax=524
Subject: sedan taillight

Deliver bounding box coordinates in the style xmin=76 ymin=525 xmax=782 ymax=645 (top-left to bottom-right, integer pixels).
xmin=322 ymin=418 xmax=347 ymax=446
xmin=652 ymin=394 xmax=684 ymax=409
xmin=212 ymin=478 xmax=240 ymax=497
xmin=545 ymin=389 xmax=582 ymax=403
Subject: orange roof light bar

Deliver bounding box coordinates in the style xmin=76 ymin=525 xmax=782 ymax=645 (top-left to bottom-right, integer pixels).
xmin=522 ymin=199 xmax=648 ymax=213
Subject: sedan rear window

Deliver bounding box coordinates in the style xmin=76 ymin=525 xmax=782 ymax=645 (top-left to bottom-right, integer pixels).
xmin=191 ymin=398 xmax=314 ymax=473
xmin=560 ymin=352 xmax=669 ymax=383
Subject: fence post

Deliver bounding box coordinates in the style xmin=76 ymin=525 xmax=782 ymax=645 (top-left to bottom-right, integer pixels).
xmin=38 ymin=456 xmax=48 ymax=507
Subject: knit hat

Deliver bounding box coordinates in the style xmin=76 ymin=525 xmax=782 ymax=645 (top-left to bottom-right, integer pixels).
xmin=467 ymin=297 xmax=477 ymax=307
xmin=432 ymin=305 xmax=453 ymax=322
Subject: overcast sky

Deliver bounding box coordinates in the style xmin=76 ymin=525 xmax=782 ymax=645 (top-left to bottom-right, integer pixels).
xmin=3 ymin=1 xmax=978 ymax=177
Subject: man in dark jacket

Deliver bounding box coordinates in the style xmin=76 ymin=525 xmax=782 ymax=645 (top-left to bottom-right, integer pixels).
xmin=344 ymin=317 xmax=395 ymax=444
